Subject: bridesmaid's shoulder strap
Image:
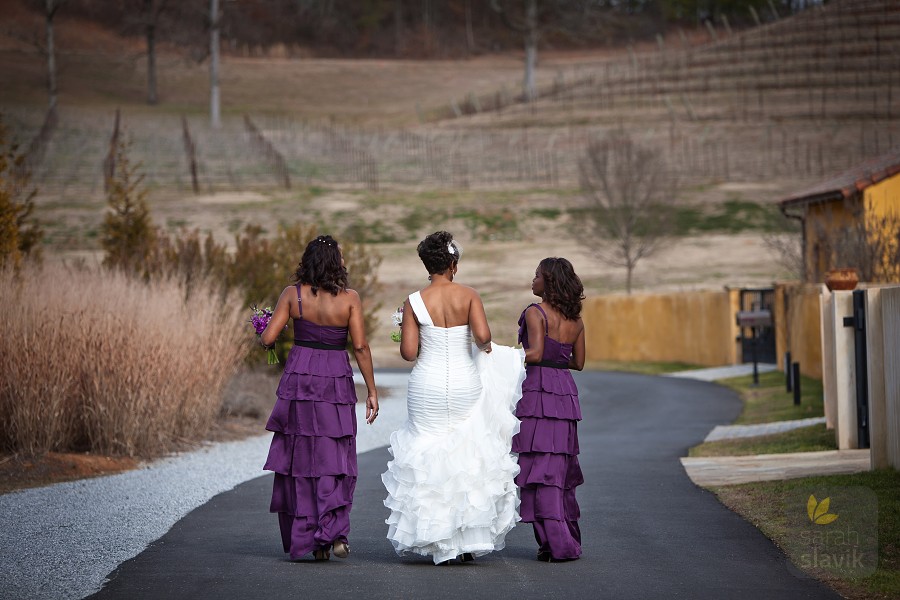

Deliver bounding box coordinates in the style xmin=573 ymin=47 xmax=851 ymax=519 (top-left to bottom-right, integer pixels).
xmin=531 ymin=303 xmax=549 ymax=334
xmin=295 ymin=284 xmax=303 ymax=318
xmin=519 ymin=303 xmax=548 ymax=335
xmin=408 ymin=291 xmax=433 ymax=326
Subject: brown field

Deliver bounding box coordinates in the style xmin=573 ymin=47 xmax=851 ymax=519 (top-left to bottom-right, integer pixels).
xmin=26 ymin=177 xmax=799 ymax=367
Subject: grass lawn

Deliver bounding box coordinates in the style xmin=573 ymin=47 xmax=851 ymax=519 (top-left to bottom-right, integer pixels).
xmin=713 ymin=470 xmax=900 ymax=600
xmin=585 ymin=360 xmax=700 ymax=376
xmin=719 ymin=370 xmax=825 ymax=424
xmin=689 ymin=423 xmax=837 ymax=457
xmin=690 ymin=370 xmax=829 ymax=457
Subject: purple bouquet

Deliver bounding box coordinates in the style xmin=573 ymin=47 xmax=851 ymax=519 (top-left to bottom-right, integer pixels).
xmin=249 ymin=305 xmax=279 ymax=364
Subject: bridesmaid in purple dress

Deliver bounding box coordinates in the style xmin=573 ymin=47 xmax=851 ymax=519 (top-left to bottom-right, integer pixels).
xmin=512 ymin=257 xmax=586 ymax=562
xmin=259 ymin=235 xmax=378 ymax=562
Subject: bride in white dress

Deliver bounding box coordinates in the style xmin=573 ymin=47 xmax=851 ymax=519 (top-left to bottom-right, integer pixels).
xmin=382 ymin=231 xmax=526 ymax=565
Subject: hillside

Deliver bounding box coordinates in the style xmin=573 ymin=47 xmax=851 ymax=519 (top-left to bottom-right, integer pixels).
xmin=3 ymin=0 xmax=893 ymax=326
xmin=4 ymin=0 xmax=897 ymax=198
xmin=438 ymin=0 xmax=900 ymax=185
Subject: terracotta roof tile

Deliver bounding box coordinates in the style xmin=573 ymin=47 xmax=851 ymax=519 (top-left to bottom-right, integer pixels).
xmin=779 ymin=149 xmax=900 ymax=207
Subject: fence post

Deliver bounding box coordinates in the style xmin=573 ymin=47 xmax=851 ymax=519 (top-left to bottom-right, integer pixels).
xmin=748 ymin=5 xmax=761 ymax=27
xmin=20 ymin=106 xmax=58 ymax=179
xmin=243 ymin=115 xmax=291 ymax=190
xmin=103 ymin=108 xmax=121 ymax=193
xmin=181 ymin=116 xmax=199 ymax=194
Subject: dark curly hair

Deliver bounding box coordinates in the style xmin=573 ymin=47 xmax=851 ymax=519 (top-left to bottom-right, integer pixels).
xmin=538 ymin=257 xmax=584 ymax=320
xmin=293 ymin=235 xmax=348 ymax=296
xmin=417 ymin=231 xmax=461 ymax=275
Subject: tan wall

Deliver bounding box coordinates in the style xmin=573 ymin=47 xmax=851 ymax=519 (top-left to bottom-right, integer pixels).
xmin=802 ymin=174 xmax=899 ymax=284
xmin=865 ymin=173 xmax=900 ymax=220
xmin=879 ymin=286 xmax=900 ymax=469
xmin=773 ymin=282 xmax=825 ymax=379
xmin=864 ymin=175 xmax=900 ymax=282
xmin=584 ymin=285 xmax=825 ymax=378
xmin=582 ymin=290 xmax=739 ymax=367
xmin=805 ymin=199 xmax=857 ymax=281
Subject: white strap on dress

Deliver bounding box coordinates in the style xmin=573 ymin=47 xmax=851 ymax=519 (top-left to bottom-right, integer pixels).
xmin=407 ymin=291 xmax=434 ymax=327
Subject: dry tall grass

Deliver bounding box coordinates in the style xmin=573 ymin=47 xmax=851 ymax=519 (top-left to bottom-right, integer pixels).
xmin=0 ymin=263 xmax=248 ymax=456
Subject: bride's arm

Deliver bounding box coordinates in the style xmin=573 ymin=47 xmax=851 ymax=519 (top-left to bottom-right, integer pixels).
xmin=468 ymin=291 xmax=492 ymax=353
xmin=399 ymin=298 xmax=419 ymax=361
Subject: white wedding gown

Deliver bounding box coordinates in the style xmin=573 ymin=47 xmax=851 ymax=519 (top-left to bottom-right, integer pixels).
xmin=382 ymin=291 xmax=526 ymax=563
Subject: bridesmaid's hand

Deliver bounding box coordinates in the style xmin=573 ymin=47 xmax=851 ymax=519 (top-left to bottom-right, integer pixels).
xmin=365 ymin=392 xmax=379 ymax=424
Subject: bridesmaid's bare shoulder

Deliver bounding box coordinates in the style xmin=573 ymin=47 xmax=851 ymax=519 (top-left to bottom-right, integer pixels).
xmin=279 ymin=285 xmax=299 ymax=300
xmin=339 ymin=288 xmax=361 ymax=308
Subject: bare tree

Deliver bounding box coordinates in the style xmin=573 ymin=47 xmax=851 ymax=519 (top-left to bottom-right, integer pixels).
xmin=577 ymin=131 xmax=678 ymax=294
xmin=141 ymin=0 xmax=169 ymax=105
xmin=465 ymin=0 xmax=476 ymax=56
xmin=810 ymin=205 xmax=900 ymax=283
xmin=43 ymin=0 xmax=68 ymax=111
xmin=491 ymin=0 xmax=539 ymax=102
xmin=209 ymin=0 xmax=221 ymax=128
xmin=764 ymin=231 xmax=805 ymax=281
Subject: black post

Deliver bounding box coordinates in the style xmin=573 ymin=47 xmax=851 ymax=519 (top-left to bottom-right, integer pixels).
xmin=785 ymin=351 xmax=792 ymax=392
xmin=792 ymin=362 xmax=801 ymax=405
xmin=751 ymin=326 xmax=759 ymax=386
xmin=851 ymin=289 xmax=870 ymax=449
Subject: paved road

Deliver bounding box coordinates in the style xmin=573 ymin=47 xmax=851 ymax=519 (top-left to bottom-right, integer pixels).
xmin=90 ymin=371 xmax=839 ymax=600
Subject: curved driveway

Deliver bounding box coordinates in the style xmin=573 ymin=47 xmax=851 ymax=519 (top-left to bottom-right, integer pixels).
xmin=90 ymin=371 xmax=840 ymax=600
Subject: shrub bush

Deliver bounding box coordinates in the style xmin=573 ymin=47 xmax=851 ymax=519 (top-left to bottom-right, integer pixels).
xmin=0 ymin=114 xmax=42 ymax=270
xmin=101 ymin=138 xmax=382 ymax=363
xmin=151 ymin=222 xmax=383 ymax=359
xmin=101 ymin=136 xmax=155 ymax=278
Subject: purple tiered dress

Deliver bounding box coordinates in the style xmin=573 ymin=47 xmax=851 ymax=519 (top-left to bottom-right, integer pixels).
xmin=511 ymin=304 xmax=584 ymax=560
xmin=263 ymin=285 xmax=357 ymax=560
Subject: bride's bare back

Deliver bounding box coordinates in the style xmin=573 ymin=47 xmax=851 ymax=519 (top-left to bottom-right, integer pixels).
xmin=401 ymin=280 xmax=491 ymax=361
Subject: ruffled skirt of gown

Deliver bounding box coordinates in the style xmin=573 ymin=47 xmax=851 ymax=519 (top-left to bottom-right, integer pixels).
xmin=263 ymin=346 xmax=357 ymax=559
xmin=512 ymin=365 xmax=584 ymax=560
xmin=382 ymin=343 xmax=525 ymax=564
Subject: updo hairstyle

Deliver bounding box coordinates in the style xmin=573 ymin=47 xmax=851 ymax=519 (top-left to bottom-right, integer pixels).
xmin=417 ymin=231 xmax=461 ymax=275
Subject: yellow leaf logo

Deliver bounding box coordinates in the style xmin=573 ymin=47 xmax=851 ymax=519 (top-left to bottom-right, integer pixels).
xmin=807 ymin=494 xmax=839 ymax=525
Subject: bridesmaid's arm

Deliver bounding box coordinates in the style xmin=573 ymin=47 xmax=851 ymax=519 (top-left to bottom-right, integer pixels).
xmin=260 ymin=286 xmax=293 ymax=348
xmin=400 ymin=298 xmax=420 ymax=362
xmin=523 ymin=305 xmax=545 ymax=364
xmin=468 ymin=292 xmax=492 ymax=353
xmin=569 ymin=322 xmax=586 ymax=371
xmin=348 ymin=290 xmax=379 ymax=424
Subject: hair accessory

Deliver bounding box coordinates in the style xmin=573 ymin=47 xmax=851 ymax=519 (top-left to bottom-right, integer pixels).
xmin=448 ymin=243 xmax=455 ymax=255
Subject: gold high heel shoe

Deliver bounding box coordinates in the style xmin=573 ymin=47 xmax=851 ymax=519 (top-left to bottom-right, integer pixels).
xmin=332 ymin=541 xmax=350 ymax=559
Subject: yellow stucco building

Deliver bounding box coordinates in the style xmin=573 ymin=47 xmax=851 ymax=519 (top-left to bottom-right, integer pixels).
xmin=779 ymin=151 xmax=900 ymax=283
